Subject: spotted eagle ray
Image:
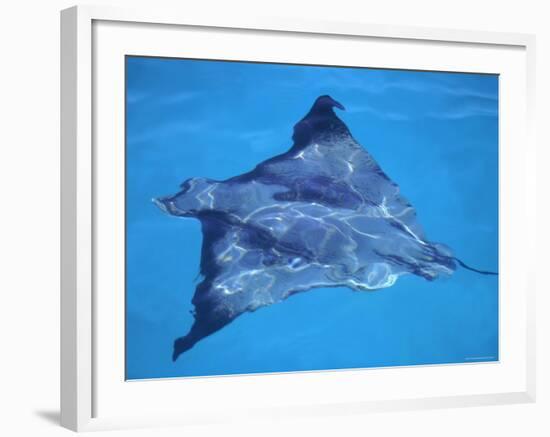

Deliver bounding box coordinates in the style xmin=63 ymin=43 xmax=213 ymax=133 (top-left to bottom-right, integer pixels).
xmin=154 ymin=95 xmax=497 ymax=361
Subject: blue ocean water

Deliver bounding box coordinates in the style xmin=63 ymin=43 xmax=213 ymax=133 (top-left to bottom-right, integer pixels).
xmin=125 ymin=56 xmax=499 ymax=380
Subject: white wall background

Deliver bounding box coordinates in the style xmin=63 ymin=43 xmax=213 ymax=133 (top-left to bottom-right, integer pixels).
xmin=0 ymin=1 xmax=547 ymax=435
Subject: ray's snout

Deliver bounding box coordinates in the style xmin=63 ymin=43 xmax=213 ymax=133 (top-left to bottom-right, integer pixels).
xmin=312 ymin=95 xmax=346 ymax=112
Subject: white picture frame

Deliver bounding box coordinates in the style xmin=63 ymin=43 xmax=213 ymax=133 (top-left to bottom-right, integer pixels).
xmin=60 ymin=4 xmax=537 ymax=432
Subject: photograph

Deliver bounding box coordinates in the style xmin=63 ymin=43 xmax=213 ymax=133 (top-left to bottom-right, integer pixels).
xmin=125 ymin=56 xmax=499 ymax=380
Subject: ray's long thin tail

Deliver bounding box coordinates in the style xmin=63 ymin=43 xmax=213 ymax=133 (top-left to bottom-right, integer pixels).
xmin=453 ymin=257 xmax=498 ymax=276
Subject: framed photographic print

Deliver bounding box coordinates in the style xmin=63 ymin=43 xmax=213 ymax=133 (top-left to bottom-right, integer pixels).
xmin=61 ymin=5 xmax=536 ymax=432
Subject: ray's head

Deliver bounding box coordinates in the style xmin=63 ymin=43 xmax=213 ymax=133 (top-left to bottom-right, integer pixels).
xmin=309 ymin=95 xmax=346 ymax=115
xmin=292 ymin=95 xmax=349 ymax=147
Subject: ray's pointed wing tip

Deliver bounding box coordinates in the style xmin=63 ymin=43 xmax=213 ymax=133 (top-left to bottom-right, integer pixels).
xmin=172 ymin=334 xmax=198 ymax=361
xmin=152 ymin=196 xmax=173 ymax=215
xmin=152 ymin=196 xmax=165 ymax=210
xmin=171 ymin=350 xmax=180 ymax=362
